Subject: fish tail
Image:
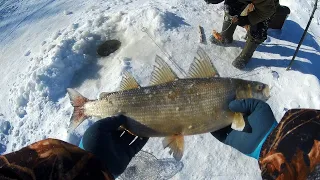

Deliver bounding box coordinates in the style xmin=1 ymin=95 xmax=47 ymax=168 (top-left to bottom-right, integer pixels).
xmin=67 ymin=88 xmax=89 ymax=132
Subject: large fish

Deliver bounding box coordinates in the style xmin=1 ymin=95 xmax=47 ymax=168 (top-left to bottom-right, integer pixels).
xmin=67 ymin=47 xmax=270 ymax=160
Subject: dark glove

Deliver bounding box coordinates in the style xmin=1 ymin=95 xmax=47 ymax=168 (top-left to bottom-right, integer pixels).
xmin=236 ymin=16 xmax=250 ymax=26
xmin=82 ymin=115 xmax=149 ymax=177
xmin=211 ymin=99 xmax=277 ymax=158
xmin=204 ymin=0 xmax=224 ymax=4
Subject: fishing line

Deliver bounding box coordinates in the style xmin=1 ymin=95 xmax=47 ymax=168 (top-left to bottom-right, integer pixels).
xmin=220 ymin=15 xmax=238 ymax=33
xmin=141 ymin=27 xmax=187 ymax=77
xmin=237 ymin=71 xmax=262 ymax=79
xmin=219 ymin=21 xmax=233 ymax=33
xmin=230 ymin=67 xmax=267 ymax=78
xmin=140 ymin=150 xmax=159 ymax=160
xmin=142 ymin=23 xmax=268 ymax=79
xmin=130 ymin=3 xmax=268 ymax=79
xmin=121 ymin=2 xmax=188 ymax=76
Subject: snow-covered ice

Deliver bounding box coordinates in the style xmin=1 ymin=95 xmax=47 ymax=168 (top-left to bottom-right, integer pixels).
xmin=0 ymin=0 xmax=319 ymax=179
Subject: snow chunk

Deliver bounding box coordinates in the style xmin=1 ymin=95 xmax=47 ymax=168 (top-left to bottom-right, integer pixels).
xmin=0 ymin=115 xmax=11 ymax=136
xmin=272 ymin=70 xmax=279 ymax=80
xmin=64 ymin=10 xmax=73 ymax=15
xmin=93 ymin=15 xmax=109 ymax=27
xmin=0 ymin=143 xmax=6 ymax=154
xmin=0 ymin=121 xmax=11 ymax=135
xmin=24 ymin=50 xmax=31 ymax=56
xmin=71 ymin=23 xmax=79 ymax=30
xmin=52 ymin=31 xmax=62 ymax=40
xmin=121 ymin=57 xmax=132 ymax=73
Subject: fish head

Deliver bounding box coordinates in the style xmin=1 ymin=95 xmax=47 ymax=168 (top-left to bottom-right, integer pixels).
xmin=236 ymin=80 xmax=270 ymax=101
xmin=250 ymin=81 xmax=270 ymax=101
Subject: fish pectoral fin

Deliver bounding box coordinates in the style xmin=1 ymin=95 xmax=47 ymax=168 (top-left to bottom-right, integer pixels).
xmin=120 ymin=71 xmax=141 ymax=91
xmin=231 ymin=112 xmax=245 ymax=131
xmin=187 ymin=47 xmax=220 ymax=79
xmin=162 ymin=135 xmax=184 ymax=161
xmin=150 ymin=55 xmax=179 ymax=86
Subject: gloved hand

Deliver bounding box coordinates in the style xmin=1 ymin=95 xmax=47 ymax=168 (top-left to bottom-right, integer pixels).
xmin=81 ymin=115 xmax=149 ymax=177
xmin=234 ymin=16 xmax=251 ymax=27
xmin=211 ymin=99 xmax=277 ymax=159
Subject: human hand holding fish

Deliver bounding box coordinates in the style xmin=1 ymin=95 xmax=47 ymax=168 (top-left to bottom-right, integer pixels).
xmin=67 ymin=47 xmax=270 ymax=161
xmin=211 ymin=99 xmax=277 ymax=159
xmin=80 ymin=115 xmax=149 ymax=177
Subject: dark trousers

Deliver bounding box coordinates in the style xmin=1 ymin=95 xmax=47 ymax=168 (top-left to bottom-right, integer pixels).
xmin=224 ymin=0 xmax=270 ymax=43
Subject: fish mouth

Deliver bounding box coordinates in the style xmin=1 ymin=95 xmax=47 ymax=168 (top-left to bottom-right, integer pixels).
xmin=263 ymin=85 xmax=271 ymax=101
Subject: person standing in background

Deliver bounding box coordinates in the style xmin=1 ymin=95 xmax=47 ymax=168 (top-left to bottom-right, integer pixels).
xmin=207 ymin=0 xmax=279 ymax=69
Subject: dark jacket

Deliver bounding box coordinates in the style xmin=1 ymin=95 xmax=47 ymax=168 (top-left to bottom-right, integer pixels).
xmin=259 ymin=109 xmax=320 ymax=180
xmin=0 ymin=139 xmax=114 ymax=180
xmin=239 ymin=0 xmax=279 ymax=25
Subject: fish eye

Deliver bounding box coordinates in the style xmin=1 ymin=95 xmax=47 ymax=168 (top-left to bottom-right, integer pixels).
xmin=257 ymin=84 xmax=264 ymax=91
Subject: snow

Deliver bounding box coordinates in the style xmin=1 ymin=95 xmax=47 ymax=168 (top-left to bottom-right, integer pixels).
xmin=0 ymin=0 xmax=320 ymax=179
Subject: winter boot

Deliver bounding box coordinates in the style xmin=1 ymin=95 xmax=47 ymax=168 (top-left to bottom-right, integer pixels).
xmin=232 ymin=36 xmax=260 ymax=69
xmin=210 ymin=13 xmax=237 ymax=45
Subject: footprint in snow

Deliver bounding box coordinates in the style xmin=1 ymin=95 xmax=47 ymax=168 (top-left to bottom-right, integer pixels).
xmin=64 ymin=10 xmax=73 ymax=15
xmin=0 ymin=115 xmax=11 ymax=154
xmin=0 ymin=121 xmax=11 ymax=135
xmin=0 ymin=143 xmax=6 ymax=154
xmin=272 ymin=70 xmax=279 ymax=80
xmin=121 ymin=57 xmax=132 ymax=74
xmin=24 ymin=50 xmax=31 ymax=56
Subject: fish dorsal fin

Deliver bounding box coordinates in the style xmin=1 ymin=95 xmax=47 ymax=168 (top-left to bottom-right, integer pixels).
xmin=150 ymin=55 xmax=178 ymax=86
xmin=120 ymin=71 xmax=140 ymax=91
xmin=187 ymin=47 xmax=220 ymax=78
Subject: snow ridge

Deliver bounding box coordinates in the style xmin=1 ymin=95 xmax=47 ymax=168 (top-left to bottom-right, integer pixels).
xmin=13 ymin=5 xmax=182 ymax=118
xmin=14 ymin=25 xmax=105 ymax=117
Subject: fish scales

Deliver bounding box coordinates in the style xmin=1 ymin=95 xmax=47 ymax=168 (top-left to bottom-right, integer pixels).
xmin=84 ymin=78 xmax=239 ymax=136
xmin=109 ymin=79 xmax=233 ymax=109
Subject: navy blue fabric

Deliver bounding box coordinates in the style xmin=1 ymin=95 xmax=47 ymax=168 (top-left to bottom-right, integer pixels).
xmin=81 ymin=115 xmax=148 ymax=177
xmin=246 ymin=120 xmax=277 ymax=159
xmin=212 ymin=99 xmax=277 ymax=159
